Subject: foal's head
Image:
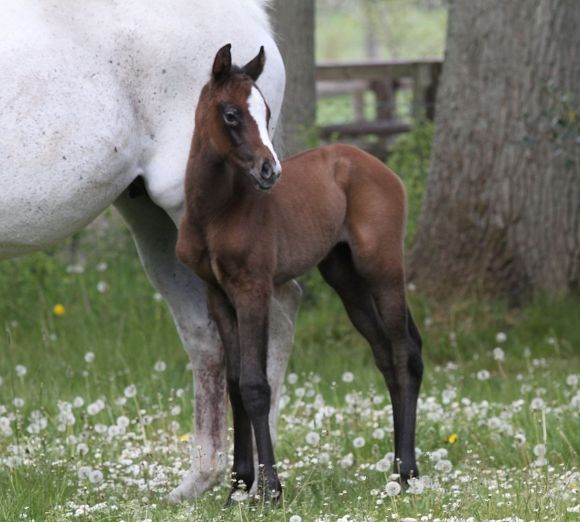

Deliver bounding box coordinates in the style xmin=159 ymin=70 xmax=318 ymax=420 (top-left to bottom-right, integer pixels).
xmin=196 ymin=44 xmax=282 ymax=192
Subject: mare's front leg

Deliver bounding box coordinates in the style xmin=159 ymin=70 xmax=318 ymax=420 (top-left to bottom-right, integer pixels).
xmin=115 ymin=191 xmax=228 ymax=502
xmin=232 ymin=280 xmax=281 ymax=500
xmin=206 ymin=286 xmax=255 ymax=498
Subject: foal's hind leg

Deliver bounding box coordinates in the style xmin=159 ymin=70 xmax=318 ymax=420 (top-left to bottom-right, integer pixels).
xmin=366 ymin=266 xmax=422 ymax=481
xmin=319 ymin=244 xmax=422 ymax=481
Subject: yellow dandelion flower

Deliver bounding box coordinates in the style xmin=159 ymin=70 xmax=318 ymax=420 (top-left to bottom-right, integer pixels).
xmin=179 ymin=433 xmax=190 ymax=442
xmin=53 ymin=304 xmax=65 ymax=316
xmin=448 ymin=433 xmax=458 ymax=444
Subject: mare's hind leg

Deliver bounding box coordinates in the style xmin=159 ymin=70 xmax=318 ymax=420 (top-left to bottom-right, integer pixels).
xmin=318 ymin=244 xmax=422 ymax=481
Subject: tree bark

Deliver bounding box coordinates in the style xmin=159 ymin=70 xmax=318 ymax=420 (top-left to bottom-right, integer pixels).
xmin=409 ymin=0 xmax=580 ymax=301
xmin=270 ymin=0 xmax=316 ymax=157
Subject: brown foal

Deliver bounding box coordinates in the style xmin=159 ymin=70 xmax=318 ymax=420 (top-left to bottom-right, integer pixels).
xmin=177 ymin=44 xmax=423 ymax=501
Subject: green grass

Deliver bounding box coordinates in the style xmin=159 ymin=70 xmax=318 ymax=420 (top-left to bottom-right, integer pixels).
xmin=1 ymin=244 xmax=579 ymax=521
xmin=1 ymin=185 xmax=579 ymax=521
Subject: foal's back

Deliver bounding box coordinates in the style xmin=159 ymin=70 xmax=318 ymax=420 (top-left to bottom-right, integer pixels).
xmin=252 ymin=144 xmax=407 ymax=283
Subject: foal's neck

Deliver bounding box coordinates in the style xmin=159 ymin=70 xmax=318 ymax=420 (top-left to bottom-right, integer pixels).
xmin=187 ymin=138 xmax=253 ymax=225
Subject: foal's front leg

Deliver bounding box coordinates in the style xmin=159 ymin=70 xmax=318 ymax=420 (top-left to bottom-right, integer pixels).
xmin=207 ymin=287 xmax=255 ymax=498
xmin=233 ymin=281 xmax=281 ymax=499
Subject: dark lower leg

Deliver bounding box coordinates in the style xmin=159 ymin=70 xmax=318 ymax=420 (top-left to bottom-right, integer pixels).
xmin=228 ymin=382 xmax=255 ymax=493
xmin=235 ymin=285 xmax=281 ymax=499
xmin=207 ymin=287 xmax=255 ymax=496
xmin=373 ymin=291 xmax=423 ymax=480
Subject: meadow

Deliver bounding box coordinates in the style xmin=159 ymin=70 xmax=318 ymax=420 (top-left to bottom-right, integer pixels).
xmin=0 ymin=125 xmax=579 ymax=521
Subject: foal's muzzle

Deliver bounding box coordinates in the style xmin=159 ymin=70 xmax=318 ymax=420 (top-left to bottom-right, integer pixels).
xmin=251 ymin=159 xmax=281 ymax=191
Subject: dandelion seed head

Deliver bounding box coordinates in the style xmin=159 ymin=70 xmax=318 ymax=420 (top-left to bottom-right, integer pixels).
xmin=477 ymin=369 xmax=491 ymax=381
xmin=407 ymin=477 xmax=425 ymax=494
xmin=305 ymin=431 xmax=320 ymax=445
xmin=153 ymin=361 xmax=167 ymax=372
xmin=372 ymin=428 xmax=385 ymax=440
xmin=88 ymin=469 xmax=104 ymax=484
xmin=84 ymin=352 xmax=95 ymax=363
xmin=533 ymin=443 xmax=546 ymax=458
xmin=493 ymin=347 xmax=505 ymax=362
xmin=375 ymin=458 xmax=390 ymax=472
xmin=434 ymin=458 xmax=453 ymax=473
xmin=124 ymin=384 xmax=137 ymax=398
xmin=342 ymin=371 xmax=354 ymax=383
xmin=385 ymin=481 xmax=401 ymax=496
xmin=495 ymin=332 xmax=507 ymax=343
xmin=353 ymin=436 xmax=365 ymax=448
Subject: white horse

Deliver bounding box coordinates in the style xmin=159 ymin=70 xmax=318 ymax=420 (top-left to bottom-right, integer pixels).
xmin=0 ymin=0 xmax=301 ymax=502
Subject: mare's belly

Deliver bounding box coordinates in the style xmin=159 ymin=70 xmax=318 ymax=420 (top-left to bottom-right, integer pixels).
xmin=0 ymin=9 xmax=140 ymax=258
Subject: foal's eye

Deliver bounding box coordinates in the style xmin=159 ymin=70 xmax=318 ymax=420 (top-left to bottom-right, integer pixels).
xmin=223 ymin=110 xmax=239 ymax=127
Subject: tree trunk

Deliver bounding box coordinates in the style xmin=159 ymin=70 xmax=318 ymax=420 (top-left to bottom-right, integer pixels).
xmin=270 ymin=0 xmax=316 ymax=157
xmin=409 ymin=0 xmax=580 ymax=301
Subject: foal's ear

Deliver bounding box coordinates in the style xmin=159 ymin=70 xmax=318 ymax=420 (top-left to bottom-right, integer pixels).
xmin=242 ymin=46 xmax=266 ymax=81
xmin=212 ymin=43 xmax=232 ymax=82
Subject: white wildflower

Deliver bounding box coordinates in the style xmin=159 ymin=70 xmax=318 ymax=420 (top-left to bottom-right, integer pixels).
xmin=477 ymin=370 xmax=491 ymax=381
xmin=533 ymin=443 xmax=546 ymax=458
xmin=154 ymin=361 xmax=167 ymax=372
xmin=230 ymin=490 xmax=249 ymax=502
xmin=96 ymin=281 xmax=109 ymax=293
xmin=434 ymin=459 xmax=453 ymax=474
xmin=84 ymin=352 xmax=95 ymax=363
xmin=495 ymin=332 xmax=507 ymax=343
xmin=88 ymin=469 xmax=104 ymax=484
xmin=385 ymin=481 xmax=401 ymax=496
xmin=15 ymin=365 xmax=27 ymax=378
xmin=407 ymin=477 xmax=425 ymax=494
xmin=372 ymin=428 xmax=385 ymax=440
xmin=124 ymin=384 xmax=137 ymax=398
xmin=493 ymin=347 xmax=505 ymax=362
xmin=339 ymin=453 xmax=354 ymax=468
xmin=375 ymin=459 xmax=390 ymax=472
xmin=66 ymin=264 xmax=85 ymax=274
xmin=342 ymin=371 xmax=354 ymax=383
xmin=305 ymin=431 xmax=320 ymax=445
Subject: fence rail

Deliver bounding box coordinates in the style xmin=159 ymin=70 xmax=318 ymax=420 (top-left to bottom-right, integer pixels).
xmin=316 ymin=58 xmax=443 ymax=141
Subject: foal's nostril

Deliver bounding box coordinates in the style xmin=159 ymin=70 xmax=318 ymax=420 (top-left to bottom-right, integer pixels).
xmin=260 ymin=160 xmax=274 ymax=180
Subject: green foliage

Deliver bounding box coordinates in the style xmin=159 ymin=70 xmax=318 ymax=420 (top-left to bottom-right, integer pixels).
xmin=316 ymin=0 xmax=448 ymax=61
xmin=388 ymin=122 xmax=434 ymax=245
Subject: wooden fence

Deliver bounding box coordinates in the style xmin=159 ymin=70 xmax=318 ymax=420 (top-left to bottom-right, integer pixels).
xmin=316 ymin=58 xmax=442 ymax=140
